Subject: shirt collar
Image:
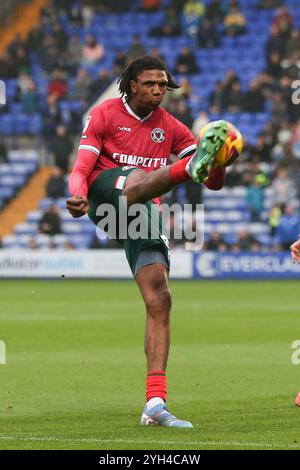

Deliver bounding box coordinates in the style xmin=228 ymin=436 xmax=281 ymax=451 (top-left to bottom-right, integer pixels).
xmin=122 ymin=95 xmax=153 ymax=122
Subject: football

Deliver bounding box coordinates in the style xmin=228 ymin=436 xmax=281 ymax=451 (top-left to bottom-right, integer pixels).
xmin=199 ymin=121 xmax=243 ymax=167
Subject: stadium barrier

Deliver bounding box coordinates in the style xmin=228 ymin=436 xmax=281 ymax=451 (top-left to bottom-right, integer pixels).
xmin=0 ymin=250 xmax=299 ymax=279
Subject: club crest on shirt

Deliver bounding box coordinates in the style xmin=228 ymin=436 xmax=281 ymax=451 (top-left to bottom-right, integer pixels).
xmin=151 ymin=128 xmax=165 ymax=143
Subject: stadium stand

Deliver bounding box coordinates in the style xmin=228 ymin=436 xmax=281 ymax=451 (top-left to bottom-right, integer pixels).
xmin=0 ymin=0 xmax=300 ymax=251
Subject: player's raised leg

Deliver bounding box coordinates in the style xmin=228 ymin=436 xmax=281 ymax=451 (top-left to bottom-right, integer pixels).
xmin=123 ymin=120 xmax=228 ymax=206
xmin=135 ymin=263 xmax=193 ymax=428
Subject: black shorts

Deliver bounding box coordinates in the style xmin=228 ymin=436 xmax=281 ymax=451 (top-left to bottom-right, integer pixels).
xmin=88 ymin=167 xmax=170 ymax=275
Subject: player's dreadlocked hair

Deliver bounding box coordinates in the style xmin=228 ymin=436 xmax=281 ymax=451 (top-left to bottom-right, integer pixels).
xmin=118 ymin=55 xmax=180 ymax=101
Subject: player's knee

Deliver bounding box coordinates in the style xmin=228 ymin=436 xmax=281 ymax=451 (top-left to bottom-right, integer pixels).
xmin=123 ymin=171 xmax=146 ymax=205
xmin=145 ymin=285 xmax=172 ymax=317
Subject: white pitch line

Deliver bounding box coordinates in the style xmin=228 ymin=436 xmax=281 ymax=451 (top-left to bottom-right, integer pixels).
xmin=0 ymin=436 xmax=299 ymax=449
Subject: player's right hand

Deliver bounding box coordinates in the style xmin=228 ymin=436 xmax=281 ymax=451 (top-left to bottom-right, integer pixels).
xmin=290 ymin=237 xmax=300 ymax=264
xmin=66 ymin=195 xmax=90 ymax=218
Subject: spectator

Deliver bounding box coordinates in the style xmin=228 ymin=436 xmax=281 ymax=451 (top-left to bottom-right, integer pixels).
xmin=81 ymin=35 xmax=105 ymax=65
xmin=52 ymin=22 xmax=68 ymax=50
xmin=197 ymin=16 xmax=220 ymax=48
xmin=270 ymin=167 xmax=297 ymax=209
xmin=246 ymin=175 xmax=265 ymax=222
xmin=237 ymin=228 xmax=261 ymax=251
xmin=113 ymin=50 xmax=127 ymax=75
xmin=171 ymin=100 xmax=194 ymax=128
xmin=209 ymin=80 xmax=225 ymax=112
xmin=68 ymin=4 xmax=83 ymax=27
xmin=38 ymin=205 xmax=61 ymax=235
xmin=0 ymin=138 xmax=8 ymax=163
xmin=205 ymin=231 xmax=228 ymax=251
xmin=72 ymin=68 xmax=92 ymax=101
xmin=243 ymin=79 xmax=265 ymax=113
xmin=272 ymin=6 xmax=293 ymax=40
xmin=21 ymin=79 xmax=40 ymax=114
xmin=174 ymin=47 xmax=199 ymax=74
xmin=192 ymin=111 xmax=209 ymax=137
xmin=182 ymin=0 xmax=205 ymax=37
xmin=223 ymin=81 xmax=244 ymax=113
xmin=46 ymin=167 xmax=66 ymax=198
xmin=48 ymin=69 xmax=68 ymax=100
xmin=139 ymin=0 xmax=162 ymax=12
xmin=127 ymin=36 xmax=146 ymax=62
xmin=49 ymin=125 xmax=73 ymax=173
xmin=149 ymin=7 xmax=181 ymax=36
xmin=224 ymin=5 xmax=247 ymax=36
xmin=67 ymin=35 xmax=82 ymax=72
xmin=276 ymin=204 xmax=300 ymax=250
xmin=205 ymin=0 xmax=226 ymax=23
xmin=88 ymin=70 xmax=113 ymax=104
xmin=268 ymin=204 xmax=282 ymax=236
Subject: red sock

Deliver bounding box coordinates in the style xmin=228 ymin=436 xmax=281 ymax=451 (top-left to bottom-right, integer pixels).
xmin=169 ymin=156 xmax=192 ymax=184
xmin=146 ymin=370 xmax=167 ymax=402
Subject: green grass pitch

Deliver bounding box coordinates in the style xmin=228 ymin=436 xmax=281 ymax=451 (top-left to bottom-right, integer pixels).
xmin=0 ymin=279 xmax=300 ymax=450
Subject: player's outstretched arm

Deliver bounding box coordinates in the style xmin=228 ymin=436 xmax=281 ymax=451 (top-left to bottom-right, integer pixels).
xmin=290 ymin=238 xmax=300 ymax=263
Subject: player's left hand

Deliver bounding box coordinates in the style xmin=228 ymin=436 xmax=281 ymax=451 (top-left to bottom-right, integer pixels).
xmin=290 ymin=237 xmax=300 ymax=263
xmin=66 ymin=195 xmax=89 ymax=218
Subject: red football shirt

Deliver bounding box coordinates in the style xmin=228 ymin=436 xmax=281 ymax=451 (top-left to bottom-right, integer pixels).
xmin=69 ymin=97 xmax=197 ymax=197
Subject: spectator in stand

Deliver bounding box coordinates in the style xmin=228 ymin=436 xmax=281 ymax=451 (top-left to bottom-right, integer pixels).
xmin=171 ymin=100 xmax=194 ymax=129
xmin=174 ymin=47 xmax=199 ymax=74
xmin=265 ymin=25 xmax=285 ymax=63
xmin=223 ymin=81 xmax=244 ymax=113
xmin=268 ymin=204 xmax=282 ymax=237
xmin=205 ymin=0 xmax=226 ymax=23
xmin=276 ymin=204 xmax=300 ymax=250
xmin=149 ymin=7 xmax=181 ymax=36
xmin=182 ymin=0 xmax=206 ymax=38
xmin=52 ymin=22 xmax=68 ymax=50
xmin=27 ymin=239 xmax=39 ymax=250
xmin=197 ymin=16 xmax=220 ymax=48
xmin=72 ymin=68 xmax=92 ymax=101
xmin=27 ymin=26 xmax=44 ymax=52
xmin=205 ymin=231 xmax=228 ymax=251
xmin=246 ymin=175 xmax=265 ymax=222
xmin=257 ymin=0 xmax=282 ymax=8
xmin=21 ymin=79 xmax=40 ymax=114
xmin=139 ymin=0 xmax=162 ymax=12
xmin=38 ymin=205 xmax=61 ymax=236
xmin=251 ymin=134 xmax=272 ymax=163
xmin=68 ymin=3 xmax=83 ymax=27
xmin=243 ymin=79 xmax=265 ymax=113
xmin=127 ymin=35 xmax=146 ymax=62
xmin=0 ymin=138 xmax=8 ymax=163
xmin=236 ymin=228 xmax=261 ymax=251
xmin=88 ymin=70 xmax=113 ymax=104
xmin=192 ymin=111 xmax=209 ymax=137
xmin=209 ymin=80 xmax=225 ymax=112
xmin=272 ymin=6 xmax=293 ymax=40
xmin=14 ymin=47 xmax=31 ymax=75
xmin=112 ymin=50 xmax=127 ymax=75
xmin=184 ymin=180 xmax=203 ymax=212
xmin=48 ymin=69 xmax=68 ymax=101
xmin=266 ymin=51 xmax=282 ymax=79
xmin=224 ymin=5 xmax=246 ymax=36
xmin=46 ymin=167 xmax=66 ymax=199
xmin=81 ymin=34 xmax=104 ymax=66
xmin=285 ymin=29 xmax=300 ymax=58
xmin=270 ymin=167 xmax=297 ymax=209
xmin=67 ymin=35 xmax=82 ymax=73
xmin=49 ymin=125 xmax=73 ymax=173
